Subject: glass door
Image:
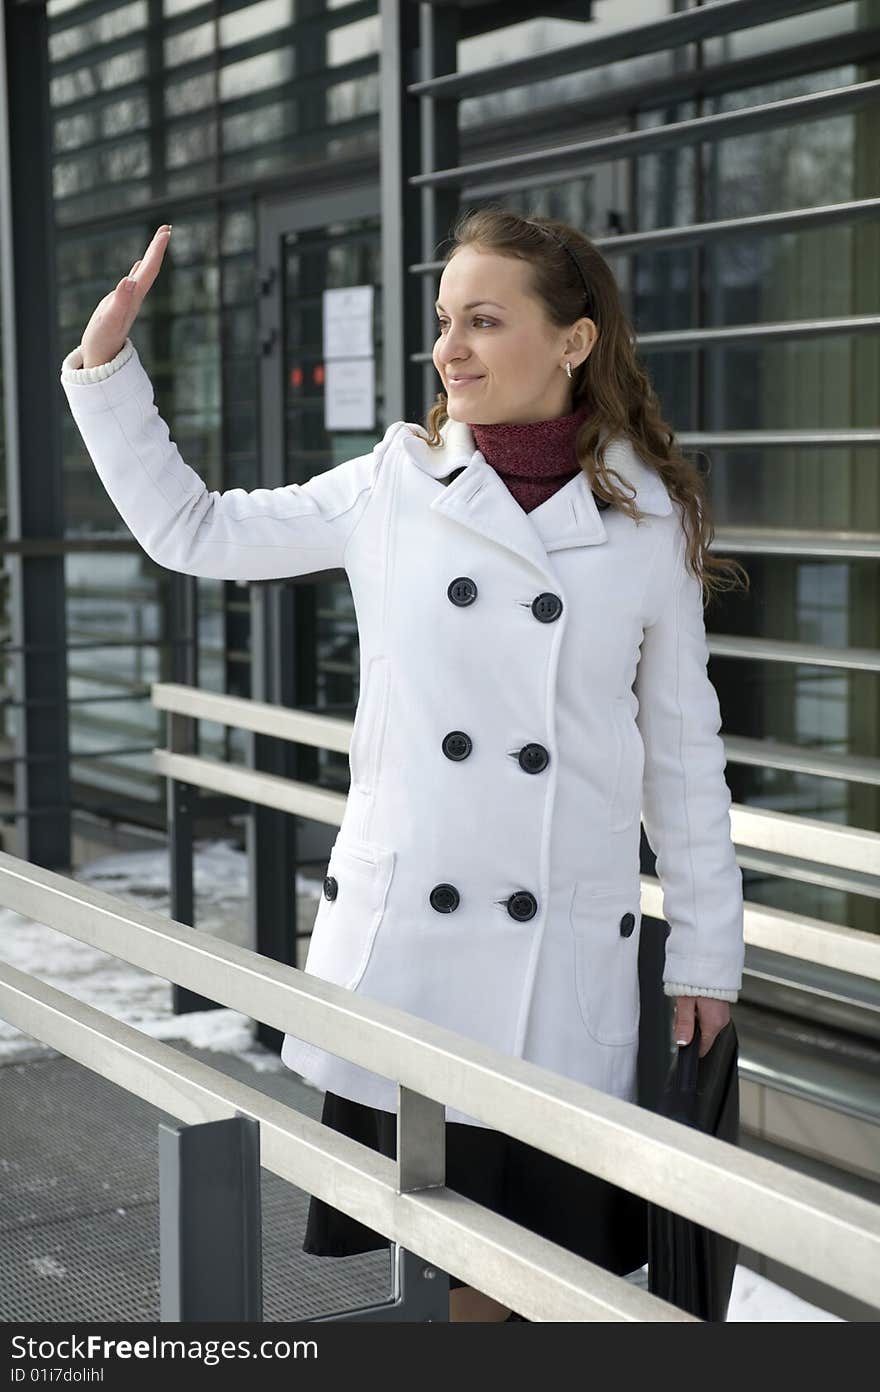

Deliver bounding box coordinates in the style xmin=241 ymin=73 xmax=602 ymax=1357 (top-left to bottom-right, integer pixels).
xmin=256 ymin=185 xmax=382 ymax=963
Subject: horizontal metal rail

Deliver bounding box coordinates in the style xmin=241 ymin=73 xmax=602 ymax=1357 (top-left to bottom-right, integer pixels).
xmin=154 ymin=683 xmax=352 ymax=753
xmin=0 ymin=850 xmax=877 ymax=1311
xmin=592 ymin=197 xmax=880 ymax=256
xmin=151 ymin=681 xmax=880 ymax=844
xmin=744 ymin=945 xmax=880 ymax=1015
xmin=0 ymin=638 xmax=191 ymax=652
xmin=0 ymin=538 xmax=140 ymax=555
xmin=706 ymin=633 xmax=880 ymax=675
xmin=410 ymin=199 xmax=880 ymax=280
xmin=413 ymin=314 xmax=880 ymax=365
xmin=0 ymin=959 xmax=679 ymax=1322
xmin=723 ymin=734 xmax=880 ymax=787
xmin=150 ymin=684 xmax=880 ymax=977
xmin=1 ymin=691 xmax=153 ymax=708
xmin=0 ymin=801 xmax=165 ymax=825
xmin=638 ymin=876 xmax=879 ymax=985
xmin=736 ymin=1018 xmax=880 ymax=1126
xmin=410 ymin=80 xmax=880 ymax=199
xmin=406 ymin=0 xmax=848 ymax=102
xmin=712 ymin=528 xmax=880 ymax=559
xmin=677 ymin=429 xmax=880 ymax=447
xmin=734 ymin=847 xmax=880 ymax=904
xmin=633 ymin=315 xmax=880 ymax=351
xmin=729 ymin=805 xmax=880 ymax=879
xmin=153 ymin=748 xmax=347 ymax=824
xmin=0 ymin=745 xmax=156 ymax=766
xmin=146 ymin=764 xmax=880 ymax=983
xmin=161 ymin=751 xmax=880 ymax=968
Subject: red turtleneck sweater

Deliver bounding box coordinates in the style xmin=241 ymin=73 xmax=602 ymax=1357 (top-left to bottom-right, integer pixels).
xmin=469 ymin=398 xmax=593 ymax=513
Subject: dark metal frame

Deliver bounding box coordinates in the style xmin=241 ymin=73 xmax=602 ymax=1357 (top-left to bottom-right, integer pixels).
xmin=158 ymin=1106 xmax=452 ymax=1321
xmin=0 ymin=0 xmax=71 ymax=869
xmin=159 ymin=1113 xmax=263 ymax=1322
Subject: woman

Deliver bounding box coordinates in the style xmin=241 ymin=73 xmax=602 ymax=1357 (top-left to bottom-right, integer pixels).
xmin=60 ymin=208 xmax=749 ymax=1323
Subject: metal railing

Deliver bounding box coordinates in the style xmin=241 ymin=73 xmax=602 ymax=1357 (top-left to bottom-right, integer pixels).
xmin=406 ymin=0 xmax=854 ymax=103
xmin=1 ymin=843 xmax=878 ymax=1321
xmin=1 ymin=676 xmax=878 ymax=1320
xmin=152 ymin=682 xmax=880 ymax=985
xmin=410 ymin=76 xmax=880 ymax=198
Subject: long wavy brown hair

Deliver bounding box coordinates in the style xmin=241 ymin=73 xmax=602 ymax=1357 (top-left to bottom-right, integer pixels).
xmin=422 ymin=206 xmax=749 ymax=605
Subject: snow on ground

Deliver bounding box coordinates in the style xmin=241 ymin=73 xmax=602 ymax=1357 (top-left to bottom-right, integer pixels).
xmin=0 ymin=839 xmax=313 ymax=1072
xmin=0 ymin=841 xmax=843 ymax=1321
xmin=725 ymin=1266 xmax=839 ymax=1322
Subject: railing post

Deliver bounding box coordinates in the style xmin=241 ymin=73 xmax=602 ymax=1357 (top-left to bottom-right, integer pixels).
xmin=247 ymin=581 xmax=300 ymax=1052
xmin=166 ymin=570 xmax=205 ymax=1014
xmin=166 ymin=711 xmax=194 ymax=942
xmin=309 ymin=1085 xmax=451 ymax=1322
xmin=167 ymin=704 xmax=218 ymax=1013
xmin=394 ymin=1086 xmax=451 ymax=1321
xmin=159 ymin=1112 xmax=263 ymax=1322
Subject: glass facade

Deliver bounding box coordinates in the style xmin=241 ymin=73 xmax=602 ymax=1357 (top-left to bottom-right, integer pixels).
xmin=0 ymin=0 xmax=876 ymax=988
xmin=449 ymin=2 xmax=879 ymax=949
xmin=45 ymin=0 xmax=384 ymax=814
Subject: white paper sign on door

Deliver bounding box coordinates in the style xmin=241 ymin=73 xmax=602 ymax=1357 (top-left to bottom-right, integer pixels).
xmin=323 ymin=285 xmax=373 ymax=360
xmin=324 ymin=357 xmax=375 ymax=431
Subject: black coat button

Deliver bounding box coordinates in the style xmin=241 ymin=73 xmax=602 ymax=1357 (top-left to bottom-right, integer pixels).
xmin=448 ymin=576 xmax=478 ymax=606
xmin=531 ymin=592 xmax=563 ymax=623
xmin=442 ymin=731 xmax=472 ymax=761
xmin=430 ymin=883 xmax=460 ymax=913
xmin=323 ymin=875 xmax=338 ymax=901
xmin=518 ymin=742 xmax=549 ymax=774
xmin=619 ymin=912 xmax=636 ymax=937
xmin=593 ymin=492 xmax=611 ymax=511
xmin=507 ymin=891 xmax=538 ymax=922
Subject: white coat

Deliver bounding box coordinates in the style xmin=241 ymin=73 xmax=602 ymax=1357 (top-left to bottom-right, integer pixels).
xmin=61 ymin=338 xmax=744 ymax=1128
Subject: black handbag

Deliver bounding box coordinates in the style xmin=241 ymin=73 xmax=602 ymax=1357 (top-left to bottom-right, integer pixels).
xmin=646 ymin=1017 xmax=741 ymax=1321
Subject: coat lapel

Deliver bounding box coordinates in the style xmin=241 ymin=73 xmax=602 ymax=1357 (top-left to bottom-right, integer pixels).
xmin=399 ymin=414 xmax=672 ymax=582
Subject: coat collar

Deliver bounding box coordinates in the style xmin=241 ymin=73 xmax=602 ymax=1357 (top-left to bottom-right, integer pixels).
xmin=398 ymin=413 xmax=672 ymax=583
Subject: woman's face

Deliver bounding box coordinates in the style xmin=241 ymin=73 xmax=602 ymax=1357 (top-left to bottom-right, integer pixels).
xmin=432 ymin=245 xmax=596 ymax=425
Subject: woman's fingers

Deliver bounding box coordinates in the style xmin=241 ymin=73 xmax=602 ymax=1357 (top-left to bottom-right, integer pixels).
xmin=123 ymin=226 xmax=169 ymax=310
xmin=674 ymin=995 xmax=695 ymax=1045
xmin=80 ymin=225 xmax=170 ymax=364
xmin=116 ymin=226 xmax=170 ymax=327
xmin=137 ymin=225 xmax=171 ymax=287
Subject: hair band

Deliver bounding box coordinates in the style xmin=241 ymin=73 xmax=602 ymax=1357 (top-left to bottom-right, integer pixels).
xmin=525 ymin=220 xmax=594 ymax=317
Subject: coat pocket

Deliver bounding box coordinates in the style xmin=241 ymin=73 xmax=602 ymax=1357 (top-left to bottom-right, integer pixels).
xmin=303 ymin=836 xmax=395 ymax=992
xmin=607 ymin=696 xmax=644 ymax=833
xmin=350 ymin=654 xmax=391 ymax=795
xmin=569 ymin=883 xmax=642 ymax=1046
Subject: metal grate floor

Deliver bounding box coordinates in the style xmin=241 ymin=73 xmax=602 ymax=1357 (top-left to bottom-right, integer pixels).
xmin=0 ymin=1041 xmax=393 ymax=1323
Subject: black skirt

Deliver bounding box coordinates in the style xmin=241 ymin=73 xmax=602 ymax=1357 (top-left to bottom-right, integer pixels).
xmin=303 ymin=1089 xmax=648 ymax=1292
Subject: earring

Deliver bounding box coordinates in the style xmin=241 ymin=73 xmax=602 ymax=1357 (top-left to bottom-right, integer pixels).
xmin=564 ymin=361 xmax=572 ymax=379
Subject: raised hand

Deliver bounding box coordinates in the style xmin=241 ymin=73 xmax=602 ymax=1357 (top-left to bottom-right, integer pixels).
xmin=79 ymin=224 xmax=172 ymax=369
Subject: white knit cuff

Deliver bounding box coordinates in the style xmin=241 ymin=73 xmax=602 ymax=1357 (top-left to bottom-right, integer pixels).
xmin=61 ymin=338 xmax=135 ymax=384
xmin=664 ymin=981 xmax=738 ymax=1002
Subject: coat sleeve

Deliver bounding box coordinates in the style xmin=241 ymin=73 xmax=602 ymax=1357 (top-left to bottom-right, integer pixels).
xmin=633 ymin=512 xmax=744 ymax=1002
xmin=59 ymin=338 xmax=402 ymax=581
